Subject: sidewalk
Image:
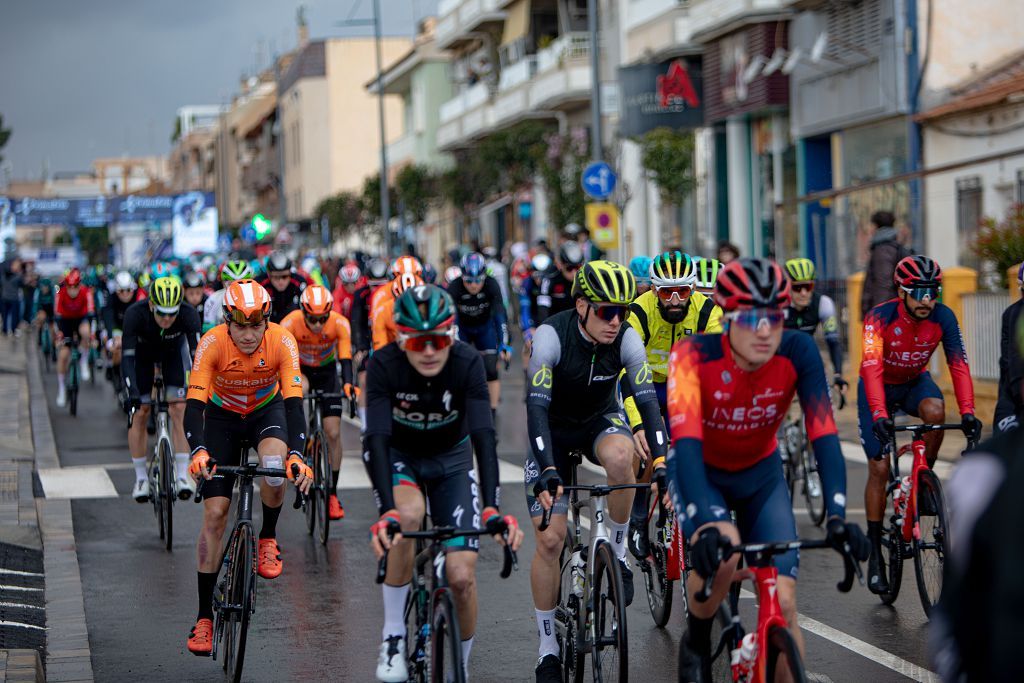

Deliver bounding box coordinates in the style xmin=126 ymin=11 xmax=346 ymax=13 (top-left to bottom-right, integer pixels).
xmin=0 ymin=333 xmax=94 ymax=682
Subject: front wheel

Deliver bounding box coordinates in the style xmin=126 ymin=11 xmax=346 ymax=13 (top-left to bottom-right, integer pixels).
xmin=913 ymin=469 xmax=949 ymax=617
xmin=160 ymin=439 xmax=175 ymax=551
xmin=642 ymin=504 xmax=674 ymax=627
xmin=429 ymin=589 xmax=464 ymax=683
xmin=303 ymin=433 xmax=321 ymax=536
xmin=590 ymin=540 xmax=628 ymax=681
xmin=766 ymin=624 xmax=808 ymax=683
xmin=223 ymin=525 xmax=255 ymax=683
xmin=557 ymin=540 xmax=585 ymax=683
xmin=800 ymin=444 xmax=826 ymax=526
xmin=317 ymin=432 xmax=332 ymax=545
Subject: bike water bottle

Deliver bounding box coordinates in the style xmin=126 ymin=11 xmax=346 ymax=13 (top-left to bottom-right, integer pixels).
xmin=894 ymin=476 xmax=911 ymax=528
xmin=570 ymin=550 xmax=585 ymax=597
xmin=730 ymin=633 xmax=757 ymax=682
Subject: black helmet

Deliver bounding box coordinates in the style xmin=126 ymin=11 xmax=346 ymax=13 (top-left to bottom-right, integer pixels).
xmin=266 ymin=252 xmax=292 ymax=273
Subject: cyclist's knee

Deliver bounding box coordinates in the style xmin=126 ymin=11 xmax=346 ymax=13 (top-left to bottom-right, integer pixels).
xmin=395 ymin=494 xmax=425 ymax=531
xmin=447 ymin=557 xmax=477 ymax=595
xmin=135 ymin=404 xmax=152 ymax=418
xmin=777 ymin=577 xmax=798 ymax=624
xmin=867 ymin=457 xmax=889 ymax=480
xmin=167 ymin=402 xmax=185 ymax=419
xmin=919 ymin=398 xmax=945 ymax=424
xmin=597 ymin=438 xmax=634 ymax=483
xmin=323 ymin=417 xmax=340 ymax=441
xmin=202 ymin=502 xmax=230 ymax=533
xmin=534 ymin=521 xmax=566 ymax=559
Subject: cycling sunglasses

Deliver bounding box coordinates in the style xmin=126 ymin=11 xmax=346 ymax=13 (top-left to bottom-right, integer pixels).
xmin=588 ymin=302 xmax=628 ymax=322
xmin=655 ymin=284 xmax=693 ymax=303
xmin=153 ymin=308 xmax=179 ymax=318
xmin=462 ymin=275 xmax=485 ymax=284
xmin=226 ymin=309 xmax=267 ymax=326
xmin=726 ymin=309 xmax=785 ymax=333
xmin=304 ymin=313 xmax=330 ymax=325
xmin=791 ymin=282 xmax=815 ymax=293
xmin=398 ymin=328 xmax=456 ymax=352
xmin=901 ymin=285 xmax=940 ymax=302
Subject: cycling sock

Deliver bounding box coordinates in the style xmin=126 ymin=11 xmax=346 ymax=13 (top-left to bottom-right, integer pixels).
xmin=57 ymin=374 xmax=65 ymax=391
xmin=331 ymin=469 xmax=340 ymax=497
xmin=197 ymin=571 xmax=218 ymax=620
xmin=175 ymin=453 xmax=190 ymax=481
xmin=358 ymin=406 xmax=367 ymax=430
xmin=382 ymin=582 xmax=410 ymax=640
xmin=259 ymin=502 xmax=283 ymax=539
xmin=686 ymin=613 xmax=713 ymax=657
xmin=608 ymin=517 xmax=629 ymax=561
xmin=536 ymin=608 xmax=558 ymax=658
xmin=132 ymin=457 xmax=148 ymax=482
xmin=461 ymin=636 xmax=474 ymax=671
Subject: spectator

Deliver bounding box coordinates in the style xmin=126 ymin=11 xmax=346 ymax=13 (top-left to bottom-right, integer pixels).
xmin=577 ymin=226 xmax=604 ymax=262
xmin=0 ymin=257 xmax=23 ymax=336
xmin=717 ymin=241 xmax=740 ymax=264
xmin=20 ymin=266 xmax=38 ymax=327
xmin=860 ymin=210 xmax=910 ymax=318
xmin=994 ymin=263 xmax=1024 ymax=434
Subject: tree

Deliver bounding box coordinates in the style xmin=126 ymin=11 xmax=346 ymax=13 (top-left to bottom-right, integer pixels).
xmin=533 ymin=126 xmax=588 ymax=231
xmin=361 ymin=173 xmax=397 ymax=227
xmin=395 ymin=164 xmax=436 ymax=224
xmin=313 ymin=191 xmax=363 ymax=239
xmin=0 ymin=114 xmax=11 ymax=165
xmin=638 ymin=127 xmax=696 ymax=207
xmin=974 ymin=203 xmax=1024 ymax=288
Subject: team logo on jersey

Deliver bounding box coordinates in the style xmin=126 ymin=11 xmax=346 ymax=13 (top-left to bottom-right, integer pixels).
xmin=893 ymin=326 xmax=902 ymax=336
xmin=532 ymin=365 xmax=553 ymax=389
xmin=258 ymin=358 xmax=266 ymax=367
xmin=442 ymin=390 xmax=452 ymax=412
xmin=634 ymin=363 xmax=654 ymax=385
xmin=721 ymin=370 xmax=732 ymax=385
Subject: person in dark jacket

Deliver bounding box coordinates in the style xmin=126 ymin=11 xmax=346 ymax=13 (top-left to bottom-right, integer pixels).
xmin=995 ymin=263 xmax=1024 ymax=434
xmin=0 ymin=257 xmax=23 ymax=336
xmin=860 ymin=210 xmax=910 ymax=317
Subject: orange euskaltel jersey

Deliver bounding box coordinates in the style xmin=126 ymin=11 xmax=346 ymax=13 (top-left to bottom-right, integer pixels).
xmin=187 ymin=322 xmax=303 ymax=414
xmin=279 ymin=309 xmax=353 ymax=368
xmin=369 ymin=285 xmax=398 ymax=351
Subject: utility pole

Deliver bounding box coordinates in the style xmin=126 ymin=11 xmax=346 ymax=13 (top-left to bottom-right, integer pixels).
xmin=587 ymin=0 xmax=602 ymax=162
xmin=274 ymin=55 xmax=288 ymax=227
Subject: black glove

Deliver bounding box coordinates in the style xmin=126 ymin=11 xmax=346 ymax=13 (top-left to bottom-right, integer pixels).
xmin=826 ymin=518 xmax=870 ymax=562
xmin=690 ymin=527 xmax=729 ymax=579
xmin=872 ymin=417 xmax=895 ymax=445
xmin=961 ymin=413 xmax=982 ymax=442
xmin=652 ymin=467 xmax=667 ymax=495
xmin=532 ymin=468 xmax=562 ymax=499
xmin=833 ymin=374 xmax=849 ymax=390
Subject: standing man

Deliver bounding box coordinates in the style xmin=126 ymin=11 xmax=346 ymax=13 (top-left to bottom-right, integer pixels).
xmin=1 ymin=256 xmax=23 ymax=336
xmin=860 ymin=210 xmax=910 ymax=318
xmin=994 ymin=262 xmax=1024 ymax=434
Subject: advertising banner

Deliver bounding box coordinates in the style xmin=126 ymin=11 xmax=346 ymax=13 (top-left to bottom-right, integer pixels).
xmin=171 ymin=192 xmax=218 ymax=257
xmin=0 ymin=192 xmax=214 ymax=226
xmin=618 ymin=58 xmax=704 ymax=138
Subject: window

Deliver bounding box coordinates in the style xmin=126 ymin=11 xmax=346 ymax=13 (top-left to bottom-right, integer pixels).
xmin=956 ymin=176 xmax=982 ymax=268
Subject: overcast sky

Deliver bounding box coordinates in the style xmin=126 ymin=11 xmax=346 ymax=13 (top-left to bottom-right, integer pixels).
xmin=0 ymin=0 xmax=437 ymax=180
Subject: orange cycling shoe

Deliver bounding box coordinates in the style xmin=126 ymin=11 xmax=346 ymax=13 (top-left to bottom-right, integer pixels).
xmin=328 ymin=494 xmax=345 ymax=520
xmin=187 ymin=618 xmax=213 ymax=656
xmin=257 ymin=538 xmax=283 ymax=579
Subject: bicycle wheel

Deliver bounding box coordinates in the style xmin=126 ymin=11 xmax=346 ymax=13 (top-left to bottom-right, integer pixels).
xmin=317 ymin=432 xmax=331 ymax=545
xmin=303 ymin=433 xmax=320 ymax=536
xmin=913 ymin=469 xmax=949 ymax=617
xmin=68 ymin=359 xmax=79 ymax=416
xmin=222 ymin=525 xmax=255 ymax=683
xmin=766 ymin=624 xmax=808 ymax=683
xmin=429 ymin=589 xmax=464 ymax=683
xmin=557 ymin=538 xmax=585 ymax=683
xmin=89 ymin=349 xmax=97 ymax=385
xmin=877 ymin=489 xmax=905 ymax=606
xmin=404 ymin=586 xmax=429 ymax=683
xmin=150 ymin=456 xmax=164 ymax=541
xmin=590 ymin=540 xmax=628 ymax=681
xmin=642 ymin=504 xmax=673 ymax=627
xmin=705 ymin=597 xmax=737 ymax=683
xmin=800 ymin=443 xmax=826 ymax=526
xmin=160 ymin=439 xmax=174 ymax=551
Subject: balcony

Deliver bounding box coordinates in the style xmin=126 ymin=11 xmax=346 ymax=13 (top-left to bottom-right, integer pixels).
xmin=436 ymin=0 xmax=507 ymax=51
xmin=676 ymin=0 xmax=790 ymax=43
xmin=498 ymin=55 xmax=536 ymax=91
xmin=387 ymin=132 xmax=417 ymax=167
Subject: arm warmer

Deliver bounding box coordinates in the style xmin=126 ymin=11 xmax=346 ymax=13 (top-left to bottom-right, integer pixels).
xmin=184 ymin=398 xmax=206 ymax=453
xmin=525 ymin=324 xmax=561 ymax=471
xmin=366 ymin=432 xmax=394 ymax=514
xmin=284 ymin=396 xmax=306 ymax=455
xmin=340 ymin=358 xmax=354 ymax=386
xmin=470 ymin=429 xmax=500 ymax=509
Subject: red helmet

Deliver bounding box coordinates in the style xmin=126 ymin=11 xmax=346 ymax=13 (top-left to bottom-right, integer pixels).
xmin=64 ymin=268 xmax=82 ymax=286
xmin=713 ymin=258 xmax=791 ymax=312
xmin=893 ymin=255 xmax=942 ymax=289
xmin=223 ymin=279 xmax=272 ymax=325
xmin=339 ymin=263 xmax=361 ymax=284
xmin=300 ymin=284 xmax=333 ymax=316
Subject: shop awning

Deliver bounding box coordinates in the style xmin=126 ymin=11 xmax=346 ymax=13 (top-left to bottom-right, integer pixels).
xmin=501 ymin=0 xmax=531 ymax=47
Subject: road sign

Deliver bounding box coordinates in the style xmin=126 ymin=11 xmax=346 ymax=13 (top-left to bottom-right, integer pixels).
xmin=585 ymin=202 xmax=619 ymax=250
xmin=581 ymin=162 xmax=617 ymax=200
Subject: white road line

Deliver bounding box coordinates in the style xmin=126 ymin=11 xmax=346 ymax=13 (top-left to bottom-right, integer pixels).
xmin=0 ymin=620 xmax=46 ymax=630
xmin=0 ymin=568 xmax=44 ymax=577
xmin=336 ymin=455 xmax=524 ymax=491
xmin=799 ymin=614 xmax=939 ymax=682
xmin=38 ymin=466 xmax=118 ymax=499
xmin=0 ymin=585 xmax=43 ymax=592
xmin=0 ymin=602 xmax=43 ymax=610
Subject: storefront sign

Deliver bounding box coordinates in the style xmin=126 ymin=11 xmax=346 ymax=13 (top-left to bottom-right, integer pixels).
xmin=618 ymin=58 xmax=704 ymax=137
xmin=585 ymin=202 xmax=619 ymax=250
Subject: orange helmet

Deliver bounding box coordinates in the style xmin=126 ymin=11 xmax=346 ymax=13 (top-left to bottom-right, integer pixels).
xmin=300 ymin=284 xmax=333 ymax=316
xmin=390 ymin=256 xmax=423 ymax=279
xmin=223 ymin=279 xmax=272 ymax=325
xmin=391 ymin=272 xmax=424 ymax=299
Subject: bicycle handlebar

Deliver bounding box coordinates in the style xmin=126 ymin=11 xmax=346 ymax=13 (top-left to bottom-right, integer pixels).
xmin=537 ymin=482 xmax=650 ymax=532
xmin=882 ymin=422 xmax=978 ymax=455
xmin=375 ymin=526 xmax=518 ymax=584
xmin=193 ymin=463 xmax=301 ymax=503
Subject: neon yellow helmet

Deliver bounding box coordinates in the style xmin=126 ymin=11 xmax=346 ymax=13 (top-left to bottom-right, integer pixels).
xmin=784 ymin=258 xmax=816 ymax=283
xmin=650 ymin=251 xmax=697 ymax=288
xmin=149 ymin=276 xmax=183 ymax=314
xmin=572 ymin=260 xmax=636 ymax=305
xmin=693 ymin=257 xmax=722 ymax=290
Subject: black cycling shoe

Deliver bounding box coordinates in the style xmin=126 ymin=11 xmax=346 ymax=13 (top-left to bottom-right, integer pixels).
xmin=619 ymin=558 xmax=635 ymax=607
xmin=867 ymin=546 xmax=890 ymax=595
xmin=535 ymin=654 xmax=561 ymax=683
xmin=628 ymin=518 xmax=650 ymax=560
xmin=677 ymin=637 xmax=711 ymax=683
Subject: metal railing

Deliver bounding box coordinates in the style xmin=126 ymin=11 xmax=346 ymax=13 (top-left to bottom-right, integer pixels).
xmin=536 ymin=32 xmax=590 ymax=72
xmin=961 ymin=291 xmax=1006 ymax=380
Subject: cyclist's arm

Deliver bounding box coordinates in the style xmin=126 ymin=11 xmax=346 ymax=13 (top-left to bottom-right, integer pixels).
xmin=465 ymin=352 xmax=499 ymax=509
xmin=100 ymin=302 xmax=116 ymax=337
xmin=335 ymin=315 xmax=354 ymax=386
xmin=938 ymin=305 xmax=976 ymax=416
xmin=665 ymin=337 xmax=716 ymax=525
xmin=703 ymin=302 xmax=724 ymax=333
xmin=276 ymin=330 xmax=307 ymax=456
xmin=819 ymin=294 xmax=843 ymax=376
xmin=362 ymin=355 xmax=395 ymax=513
xmin=371 ymin=300 xmax=391 ymax=351
xmin=621 ymin=303 xmax=650 ymax=432
xmin=184 ymin=332 xmax=219 ymax=453
xmin=518 ymin=282 xmax=534 ymax=332
xmin=525 ymin=324 xmax=561 ymax=471
xmin=535 ymin=277 xmax=552 ymax=324
xmin=791 ymin=333 xmax=847 ymax=519
xmin=860 ymin=305 xmax=888 ymax=420
xmin=619 ymin=327 xmax=667 ymax=460
xmin=202 ymin=293 xmax=220 ymax=334
xmin=180 ymin=305 xmax=201 ymax=366
xmin=488 ymin=278 xmax=509 ymax=347
xmin=351 ymin=293 xmax=370 ymax=352
xmin=120 ymin=307 xmax=143 ymax=400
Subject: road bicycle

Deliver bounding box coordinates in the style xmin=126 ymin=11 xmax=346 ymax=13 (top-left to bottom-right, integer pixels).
xmin=538 ymin=452 xmax=648 ymax=682
xmin=876 ymin=422 xmax=975 ymax=616
xmin=686 ymin=537 xmax=862 ymax=683
xmin=777 ymin=410 xmax=825 ymax=526
xmin=300 ymin=388 xmax=339 ymax=545
xmin=66 ymin=341 xmax=81 ymax=416
xmin=376 ymin=523 xmax=517 ymax=683
xmin=639 ymin=494 xmax=686 ymax=628
xmin=38 ymin=320 xmax=55 ymax=372
xmin=128 ymin=375 xmax=176 ymax=551
xmin=194 ymin=460 xmax=299 ymax=683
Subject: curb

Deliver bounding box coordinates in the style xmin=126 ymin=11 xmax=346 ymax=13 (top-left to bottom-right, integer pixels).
xmin=25 ymin=339 xmax=95 ymax=682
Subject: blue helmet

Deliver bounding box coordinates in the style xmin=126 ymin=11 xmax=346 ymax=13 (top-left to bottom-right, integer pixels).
xmin=422 ymin=263 xmax=438 ymax=284
xmin=460 ymin=252 xmax=487 ymax=278
xmin=628 ymin=256 xmax=653 ymax=285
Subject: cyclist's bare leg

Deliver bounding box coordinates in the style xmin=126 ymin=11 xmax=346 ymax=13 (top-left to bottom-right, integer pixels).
xmin=77 ymin=320 xmax=91 ymax=356
xmin=256 ymin=437 xmax=287 ymax=508
xmin=168 ymin=401 xmax=188 ymax=452
xmin=384 ymin=485 xmax=425 ymax=585
xmin=530 ymin=513 xmax=568 ymax=610
xmin=56 ymin=338 xmax=71 ymax=374
xmin=865 ymin=458 xmax=889 ymax=523
xmin=685 ymin=521 xmax=741 ymax=620
xmin=128 ymin=404 xmax=152 ymax=459
xmin=446 ymin=551 xmax=479 ymax=639
xmin=487 ymin=380 xmax=500 ymax=411
xmin=918 ymin=398 xmax=946 ymax=466
xmin=197 ymin=497 xmax=232 ymax=572
xmin=594 ymin=433 xmax=636 ymax=525
xmin=324 ymin=416 xmax=342 ymax=471
xmin=776 ymin=575 xmax=802 ymax=682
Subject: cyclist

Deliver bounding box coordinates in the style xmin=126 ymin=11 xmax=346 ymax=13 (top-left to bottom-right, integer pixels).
xmin=100 ymin=271 xmax=144 ymax=385
xmin=351 ymin=258 xmax=390 ymax=425
xmin=182 ymin=271 xmax=208 ymax=314
xmin=621 ymin=251 xmax=723 ymax=558
xmin=628 ymin=255 xmax=653 ymax=297
xmin=447 ymin=252 xmax=511 ymax=421
xmin=535 ymin=241 xmax=584 ymax=323
xmin=54 ymin=267 xmax=96 ymax=407
xmin=331 ymin=262 xmax=363 ymax=320
xmin=422 ymin=262 xmax=438 ymax=285
xmin=32 ymin=276 xmax=56 ymax=344
xmin=994 ymin=262 xmax=1024 ymax=433
xmin=783 ymin=257 xmax=846 ymax=391
xmin=122 ymin=276 xmax=201 ymax=502
xmin=692 ymin=256 xmax=721 ymax=295
xmin=482 ymin=246 xmax=510 ymax=314
xmin=370 ymin=256 xmax=423 ymax=352
xmin=202 ymin=260 xmax=254 ymax=333
xmin=668 ymin=258 xmax=869 ymax=681
xmin=859 ymin=255 xmax=980 ymax=594
xmin=184 ymin=279 xmax=313 ymax=656
xmin=280 ymin=284 xmax=358 ymax=520
xmin=518 ymin=253 xmax=552 ymax=355
xmin=525 ymin=261 xmax=668 ymax=682
xmin=258 ymin=251 xmax=310 ymax=324
xmin=367 ymin=284 xmax=523 ymax=682
xmin=443 ymin=266 xmax=461 ymax=288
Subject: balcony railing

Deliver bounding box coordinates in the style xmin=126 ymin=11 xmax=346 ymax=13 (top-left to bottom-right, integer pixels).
xmin=439 ymin=81 xmax=490 ymax=124
xmin=682 ymin=0 xmax=787 ymax=41
xmin=387 ymin=133 xmax=417 ymax=166
xmin=438 ymin=0 xmax=461 ymax=16
xmin=499 ymin=55 xmax=536 ymax=91
xmin=537 ymin=32 xmax=590 ymax=72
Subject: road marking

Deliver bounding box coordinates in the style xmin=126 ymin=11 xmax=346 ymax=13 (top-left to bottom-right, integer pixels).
xmin=0 ymin=568 xmax=44 ymax=577
xmin=0 ymin=585 xmax=43 ymax=592
xmin=840 ymin=441 xmax=953 ymax=480
xmin=0 ymin=620 xmax=46 ymax=630
xmin=799 ymin=613 xmax=939 ymax=682
xmin=37 ymin=466 xmax=118 ymax=499
xmin=0 ymin=602 xmax=43 ymax=610
xmin=336 ymin=455 xmax=523 ymax=491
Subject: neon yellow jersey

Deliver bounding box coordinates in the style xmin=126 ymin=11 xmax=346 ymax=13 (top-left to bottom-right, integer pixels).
xmin=622 ymin=289 xmax=722 ymax=428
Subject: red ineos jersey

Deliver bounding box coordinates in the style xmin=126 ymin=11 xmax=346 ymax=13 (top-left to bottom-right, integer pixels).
xmin=860 ymin=299 xmax=974 ymax=419
xmin=55 ymin=286 xmax=95 ymax=319
xmin=667 ymin=331 xmax=838 ymax=471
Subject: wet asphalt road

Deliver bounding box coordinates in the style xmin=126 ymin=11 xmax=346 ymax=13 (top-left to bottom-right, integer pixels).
xmin=41 ymin=361 xmax=939 ymax=682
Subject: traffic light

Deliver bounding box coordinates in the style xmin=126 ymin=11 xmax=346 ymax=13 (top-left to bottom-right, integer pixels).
xmin=252 ymin=213 xmax=272 ymax=239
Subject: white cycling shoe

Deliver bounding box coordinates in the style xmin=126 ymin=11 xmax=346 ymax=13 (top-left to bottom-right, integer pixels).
xmin=56 ymin=387 xmax=67 ymax=407
xmin=79 ymin=358 xmax=91 ymax=382
xmin=132 ymin=478 xmax=151 ymax=503
xmin=376 ymin=635 xmax=407 ymax=682
xmin=176 ymin=476 xmax=195 ymax=501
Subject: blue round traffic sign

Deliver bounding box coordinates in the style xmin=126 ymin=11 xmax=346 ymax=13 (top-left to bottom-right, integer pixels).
xmin=581 ymin=162 xmax=617 ymax=200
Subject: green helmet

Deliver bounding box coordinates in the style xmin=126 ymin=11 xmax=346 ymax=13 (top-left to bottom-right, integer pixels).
xmin=220 ymin=259 xmax=254 ymax=283
xmin=150 ymin=276 xmax=183 ymax=314
xmin=693 ymin=257 xmax=722 ymax=290
xmin=393 ymin=284 xmax=456 ymax=332
xmin=572 ymin=260 xmax=636 ymax=305
xmin=650 ymin=251 xmax=697 ymax=288
xmin=784 ymin=257 xmax=816 ymax=283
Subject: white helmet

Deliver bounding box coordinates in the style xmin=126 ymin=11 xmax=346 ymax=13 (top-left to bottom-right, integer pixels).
xmin=114 ymin=271 xmax=137 ymax=292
